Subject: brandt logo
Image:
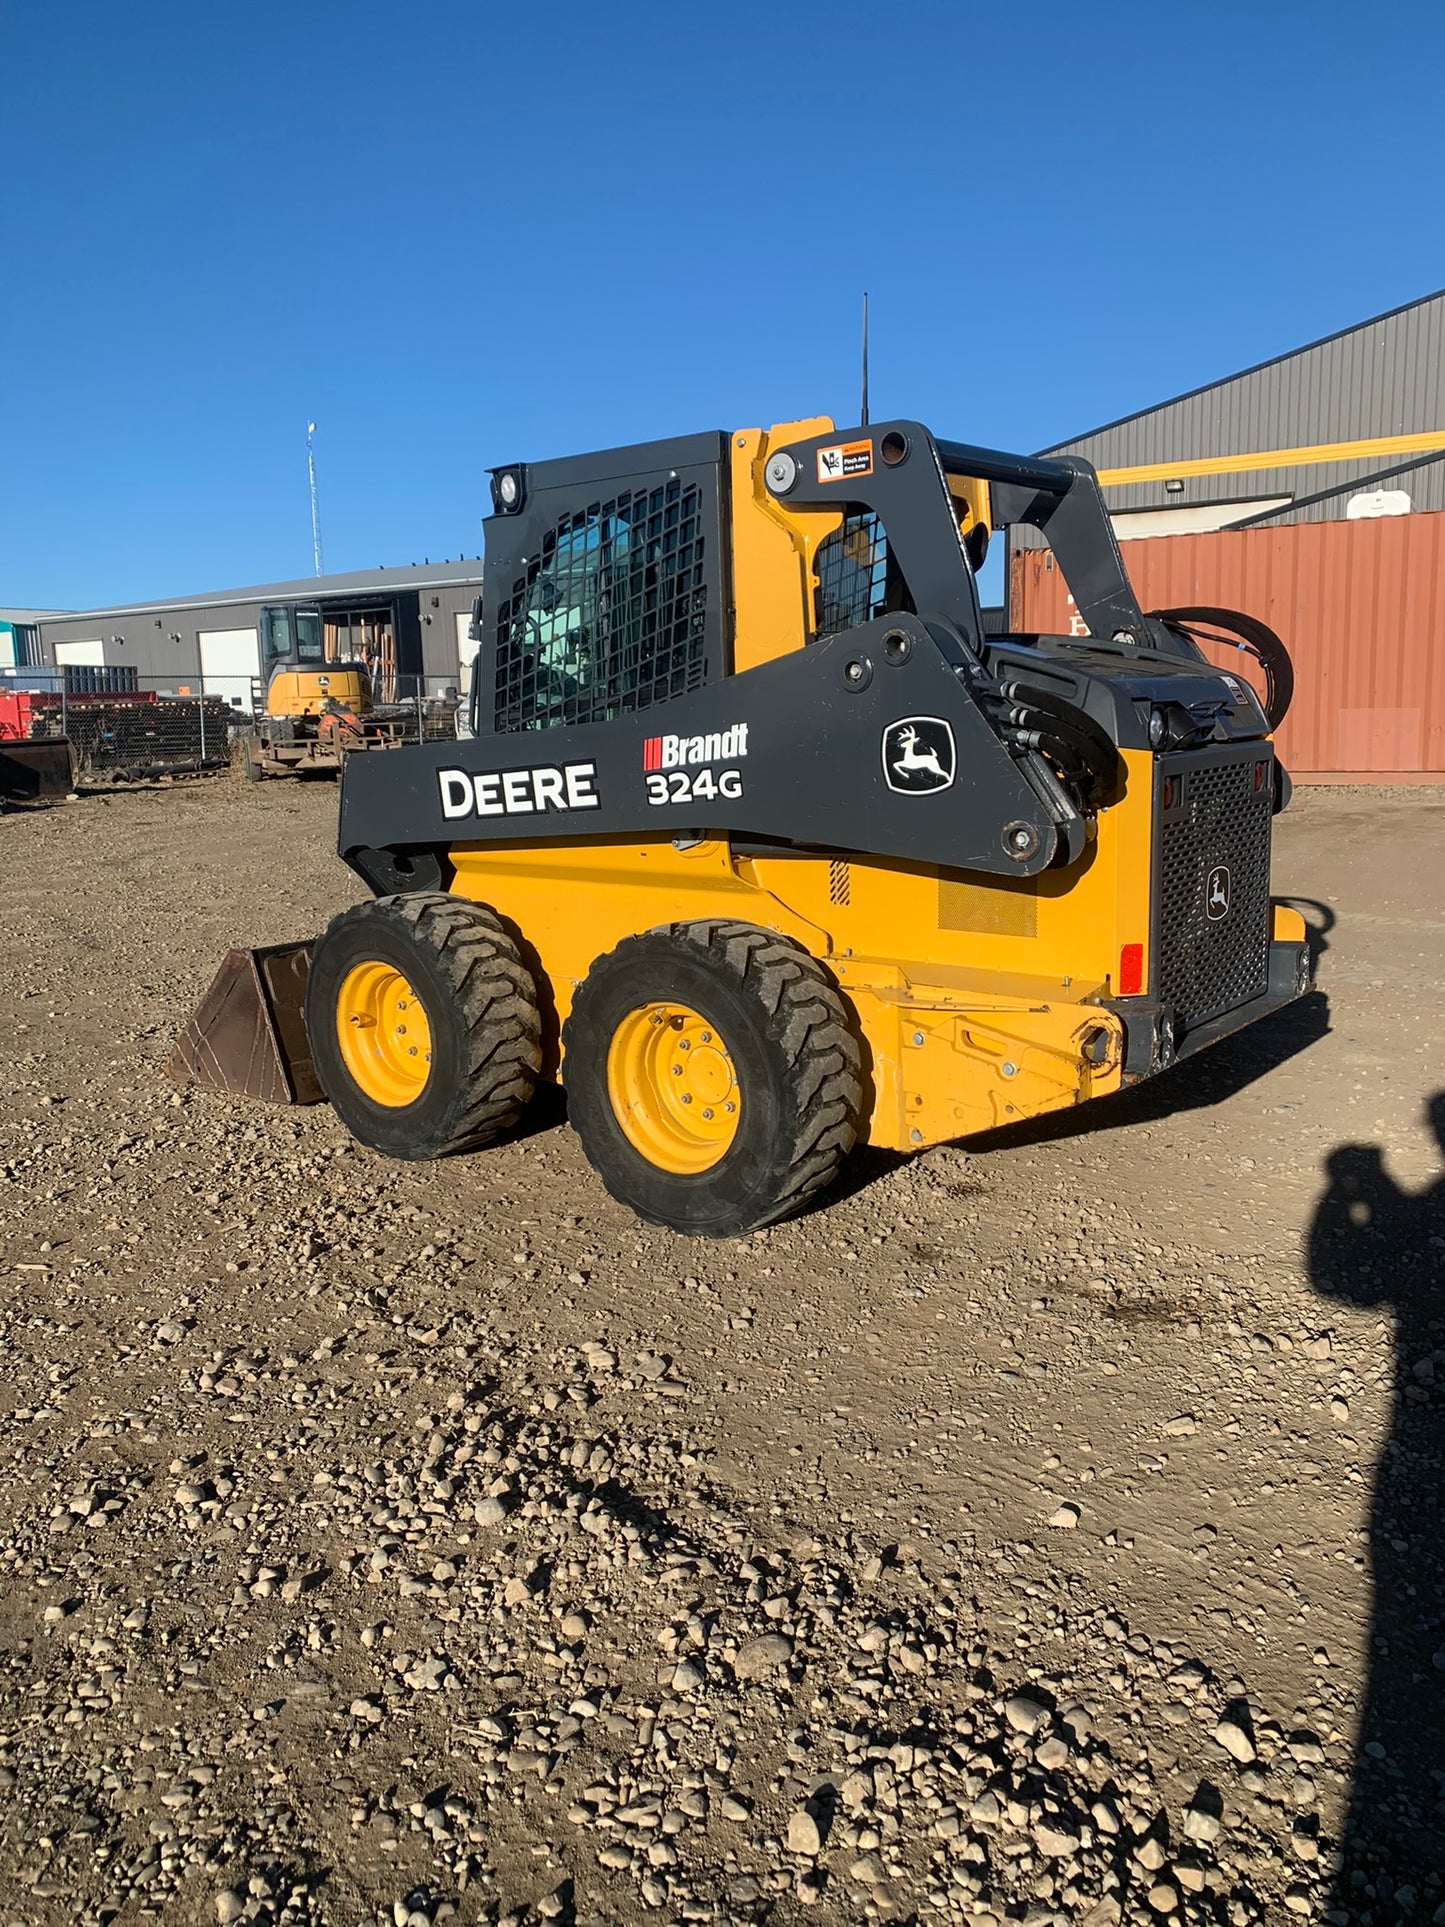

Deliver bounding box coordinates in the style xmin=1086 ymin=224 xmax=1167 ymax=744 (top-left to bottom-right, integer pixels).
xmin=643 ymin=724 xmax=749 ymax=772
xmin=882 ymin=717 xmax=956 ymax=795
xmin=1206 ymin=864 xmax=1231 ymax=920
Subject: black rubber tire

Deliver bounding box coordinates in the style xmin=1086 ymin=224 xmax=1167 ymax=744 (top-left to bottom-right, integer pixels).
xmin=306 ymin=893 xmax=542 ymax=1160
xmin=563 ymin=920 xmax=862 ymax=1237
xmin=240 ymin=735 xmax=264 ymax=782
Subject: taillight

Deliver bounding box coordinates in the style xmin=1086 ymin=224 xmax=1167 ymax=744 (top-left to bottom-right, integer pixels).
xmin=1162 ymin=776 xmax=1177 ymax=810
xmin=1119 ymin=943 xmax=1144 ymax=996
xmin=1253 ymin=761 xmax=1267 ymax=792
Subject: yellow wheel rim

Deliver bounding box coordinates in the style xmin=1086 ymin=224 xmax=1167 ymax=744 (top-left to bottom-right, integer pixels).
xmin=606 ymin=1001 xmax=741 ymax=1175
xmin=335 ymin=961 xmax=433 ymax=1108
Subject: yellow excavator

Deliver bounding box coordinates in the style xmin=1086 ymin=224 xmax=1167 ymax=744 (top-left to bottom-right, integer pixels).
xmin=238 ymin=604 xmax=419 ymax=780
xmin=176 ymin=414 xmax=1312 ymax=1235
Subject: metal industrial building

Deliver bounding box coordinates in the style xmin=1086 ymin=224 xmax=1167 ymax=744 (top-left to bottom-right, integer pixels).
xmin=1012 ymin=287 xmax=1445 ymax=780
xmin=16 ymin=560 xmax=483 ymax=709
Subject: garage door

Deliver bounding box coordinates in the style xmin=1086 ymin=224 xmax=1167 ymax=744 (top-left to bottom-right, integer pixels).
xmin=199 ymin=627 xmax=260 ymax=704
xmin=54 ymin=640 xmax=106 ymax=666
xmin=455 ymin=611 xmax=481 ymax=695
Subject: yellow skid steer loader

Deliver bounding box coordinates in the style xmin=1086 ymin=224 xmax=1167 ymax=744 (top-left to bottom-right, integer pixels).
xmin=173 ymin=415 xmax=1311 ymax=1236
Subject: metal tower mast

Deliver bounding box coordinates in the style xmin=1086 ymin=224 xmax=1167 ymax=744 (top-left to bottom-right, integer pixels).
xmin=307 ymin=421 xmax=324 ymax=577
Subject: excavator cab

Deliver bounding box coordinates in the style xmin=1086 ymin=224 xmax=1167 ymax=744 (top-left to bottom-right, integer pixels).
xmin=260 ymin=605 xmax=373 ymax=720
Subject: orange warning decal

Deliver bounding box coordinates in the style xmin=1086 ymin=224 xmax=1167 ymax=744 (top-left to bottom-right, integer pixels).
xmin=816 ymin=439 xmax=873 ymax=483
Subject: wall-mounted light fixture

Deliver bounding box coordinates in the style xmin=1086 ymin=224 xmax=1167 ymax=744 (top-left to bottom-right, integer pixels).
xmin=1165 ymin=478 xmax=1185 ymax=495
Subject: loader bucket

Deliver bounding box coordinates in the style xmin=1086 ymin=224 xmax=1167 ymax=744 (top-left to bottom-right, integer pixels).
xmin=167 ymin=942 xmax=324 ymax=1105
xmin=0 ymin=738 xmax=75 ymax=804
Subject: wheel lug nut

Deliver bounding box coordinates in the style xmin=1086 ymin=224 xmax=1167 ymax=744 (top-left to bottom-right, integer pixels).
xmin=671 ymin=1064 xmax=683 ymax=1076
xmin=702 ymin=1108 xmax=713 ymax=1120
xmin=681 ymin=1093 xmax=693 ymax=1105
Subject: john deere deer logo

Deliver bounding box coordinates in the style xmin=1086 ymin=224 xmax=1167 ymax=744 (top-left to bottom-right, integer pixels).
xmin=1206 ymin=865 xmax=1231 ymax=920
xmin=883 ymin=718 xmax=956 ymax=795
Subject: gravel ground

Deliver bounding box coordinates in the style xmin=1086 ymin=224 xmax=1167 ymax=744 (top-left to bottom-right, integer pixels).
xmin=1 ymin=775 xmax=1442 ymax=1927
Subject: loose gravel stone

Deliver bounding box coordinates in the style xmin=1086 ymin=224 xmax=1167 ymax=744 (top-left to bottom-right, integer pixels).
xmin=786 ymin=1809 xmax=823 ymax=1856
xmin=1214 ymin=1716 xmax=1257 ymax=1764
xmin=0 ymin=779 xmax=1420 ymax=1927
xmin=1003 ymin=1692 xmax=1050 ymax=1735
xmin=732 ymin=1632 xmax=792 ymax=1678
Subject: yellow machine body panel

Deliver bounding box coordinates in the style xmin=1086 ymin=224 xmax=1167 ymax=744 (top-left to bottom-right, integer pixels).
xmin=728 ymin=419 xmax=839 ymax=672
xmin=267 ymin=666 xmax=373 ymax=720
xmin=444 ymin=746 xmax=1168 ymax=1149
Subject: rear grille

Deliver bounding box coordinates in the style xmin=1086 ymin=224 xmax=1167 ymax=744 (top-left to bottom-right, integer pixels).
xmin=1155 ymin=751 xmax=1272 ymax=1031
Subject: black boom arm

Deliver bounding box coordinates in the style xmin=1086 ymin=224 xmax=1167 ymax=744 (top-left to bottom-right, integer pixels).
xmin=338 ymin=616 xmax=1087 ymax=891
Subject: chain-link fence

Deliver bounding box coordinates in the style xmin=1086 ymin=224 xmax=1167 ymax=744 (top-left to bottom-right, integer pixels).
xmin=2 ymin=685 xmax=234 ymax=779
xmin=377 ymin=675 xmax=465 ymax=745
xmin=192 ymin=673 xmax=462 ymax=743
xmin=1 ymin=670 xmax=463 ymax=782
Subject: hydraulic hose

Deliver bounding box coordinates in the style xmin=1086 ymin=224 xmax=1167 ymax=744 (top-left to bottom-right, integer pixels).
xmin=1149 ymin=606 xmax=1295 ymax=730
xmin=988 ymin=679 xmax=1119 ymax=807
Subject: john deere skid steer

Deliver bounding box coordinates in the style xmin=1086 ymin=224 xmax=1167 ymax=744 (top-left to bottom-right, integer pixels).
xmin=175 ymin=416 xmax=1312 ymax=1235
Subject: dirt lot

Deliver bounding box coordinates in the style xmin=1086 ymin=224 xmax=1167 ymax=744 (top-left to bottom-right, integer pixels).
xmin=1 ymin=777 xmax=1442 ymax=1927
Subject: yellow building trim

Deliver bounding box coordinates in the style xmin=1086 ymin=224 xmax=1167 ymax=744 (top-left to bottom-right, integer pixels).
xmin=1097 ymin=430 xmax=1445 ymax=488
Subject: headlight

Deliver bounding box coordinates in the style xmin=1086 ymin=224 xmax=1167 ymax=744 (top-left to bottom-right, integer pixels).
xmin=1148 ymin=706 xmax=1166 ymax=749
xmin=489 ymin=467 xmax=525 ymax=515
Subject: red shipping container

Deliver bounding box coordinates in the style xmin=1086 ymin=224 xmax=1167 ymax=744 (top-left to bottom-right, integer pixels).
xmin=1009 ymin=511 xmax=1445 ymax=781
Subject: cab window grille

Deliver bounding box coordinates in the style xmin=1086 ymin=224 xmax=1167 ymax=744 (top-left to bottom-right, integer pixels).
xmin=494 ymin=479 xmax=708 ymax=731
xmin=813 ymin=509 xmax=915 ymax=638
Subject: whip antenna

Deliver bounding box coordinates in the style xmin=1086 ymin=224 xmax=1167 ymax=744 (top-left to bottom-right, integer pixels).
xmin=860 ymin=292 xmax=870 ymax=428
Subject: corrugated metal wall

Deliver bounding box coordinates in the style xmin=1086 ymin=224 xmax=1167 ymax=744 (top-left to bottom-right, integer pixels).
xmin=1010 ymin=512 xmax=1445 ymax=780
xmin=1040 ymin=290 xmax=1445 ymax=523
xmin=36 ymin=581 xmax=481 ymax=691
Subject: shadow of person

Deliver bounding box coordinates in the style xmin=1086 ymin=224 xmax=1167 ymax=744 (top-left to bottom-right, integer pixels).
xmin=1309 ymin=1094 xmax=1445 ymax=1922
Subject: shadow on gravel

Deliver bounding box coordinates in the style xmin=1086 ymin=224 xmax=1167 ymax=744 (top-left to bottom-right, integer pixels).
xmin=513 ymin=1078 xmax=569 ymax=1143
xmin=805 ymin=918 xmax=1334 ymax=1217
xmin=961 ymin=986 xmax=1332 ymax=1159
xmin=802 ymin=1143 xmax=908 ymax=1216
xmin=1309 ymin=1093 xmax=1445 ymax=1921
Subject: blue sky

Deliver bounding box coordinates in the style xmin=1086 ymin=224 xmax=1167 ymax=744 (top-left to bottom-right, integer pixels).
xmin=4 ymin=0 xmax=1443 ymax=610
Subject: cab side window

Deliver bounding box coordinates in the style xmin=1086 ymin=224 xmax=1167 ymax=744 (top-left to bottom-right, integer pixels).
xmin=261 ymin=607 xmax=324 ymax=664
xmin=261 ymin=607 xmax=292 ymax=664
xmin=813 ymin=508 xmax=915 ymax=638
xmin=494 ymin=478 xmax=708 ymax=732
xmin=293 ymin=611 xmax=324 ymax=664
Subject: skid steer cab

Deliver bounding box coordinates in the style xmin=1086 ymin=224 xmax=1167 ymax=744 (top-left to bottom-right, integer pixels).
xmin=178 ymin=416 xmax=1313 ymax=1236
